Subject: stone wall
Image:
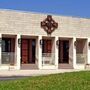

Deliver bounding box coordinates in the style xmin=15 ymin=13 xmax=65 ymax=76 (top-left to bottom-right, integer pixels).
xmin=0 ymin=9 xmax=90 ymax=38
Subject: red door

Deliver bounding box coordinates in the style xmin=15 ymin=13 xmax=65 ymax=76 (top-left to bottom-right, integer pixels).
xmin=43 ymin=40 xmax=52 ymax=53
xmin=47 ymin=40 xmax=52 ymax=53
xmin=21 ymin=39 xmax=36 ymax=64
xmin=21 ymin=39 xmax=28 ymax=64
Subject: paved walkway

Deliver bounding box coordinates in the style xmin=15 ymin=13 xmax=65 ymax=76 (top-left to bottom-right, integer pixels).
xmin=0 ymin=76 xmax=27 ymax=80
xmin=0 ymin=69 xmax=88 ymax=77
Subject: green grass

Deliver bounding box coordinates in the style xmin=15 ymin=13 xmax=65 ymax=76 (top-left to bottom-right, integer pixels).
xmin=0 ymin=71 xmax=90 ymax=90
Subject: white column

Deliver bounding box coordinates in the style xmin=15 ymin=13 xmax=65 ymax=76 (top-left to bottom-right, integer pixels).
xmin=87 ymin=38 xmax=90 ymax=64
xmin=73 ymin=37 xmax=77 ymax=69
xmin=15 ymin=34 xmax=21 ymax=70
xmin=55 ymin=36 xmax=58 ymax=69
xmin=38 ymin=35 xmax=42 ymax=69
xmin=0 ymin=34 xmax=2 ymax=66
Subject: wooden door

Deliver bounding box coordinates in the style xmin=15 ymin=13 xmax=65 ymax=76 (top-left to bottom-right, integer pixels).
xmin=29 ymin=39 xmax=36 ymax=63
xmin=63 ymin=41 xmax=69 ymax=63
xmin=47 ymin=40 xmax=52 ymax=53
xmin=59 ymin=40 xmax=69 ymax=63
xmin=42 ymin=40 xmax=52 ymax=53
xmin=21 ymin=39 xmax=28 ymax=64
xmin=21 ymin=39 xmax=36 ymax=64
xmin=31 ymin=39 xmax=36 ymax=63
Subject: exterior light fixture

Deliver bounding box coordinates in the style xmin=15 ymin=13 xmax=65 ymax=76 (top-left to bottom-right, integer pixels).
xmin=18 ymin=38 xmax=21 ymax=45
xmin=40 ymin=39 xmax=43 ymax=45
xmin=56 ymin=40 xmax=59 ymax=46
xmin=0 ymin=38 xmax=2 ymax=45
xmin=74 ymin=41 xmax=77 ymax=46
xmin=88 ymin=42 xmax=90 ymax=47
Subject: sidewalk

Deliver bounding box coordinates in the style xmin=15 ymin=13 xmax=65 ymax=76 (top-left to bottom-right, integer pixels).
xmin=0 ymin=69 xmax=88 ymax=77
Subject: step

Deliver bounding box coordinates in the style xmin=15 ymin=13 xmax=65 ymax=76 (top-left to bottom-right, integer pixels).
xmin=9 ymin=66 xmax=15 ymax=70
xmin=58 ymin=64 xmax=73 ymax=69
xmin=85 ymin=64 xmax=90 ymax=69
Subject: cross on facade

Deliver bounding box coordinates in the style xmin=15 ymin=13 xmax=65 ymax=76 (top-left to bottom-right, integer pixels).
xmin=41 ymin=15 xmax=58 ymax=34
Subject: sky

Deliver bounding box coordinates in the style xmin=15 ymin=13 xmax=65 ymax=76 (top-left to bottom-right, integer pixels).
xmin=0 ymin=0 xmax=90 ymax=18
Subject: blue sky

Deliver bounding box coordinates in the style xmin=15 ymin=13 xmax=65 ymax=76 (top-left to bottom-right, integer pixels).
xmin=0 ymin=0 xmax=90 ymax=18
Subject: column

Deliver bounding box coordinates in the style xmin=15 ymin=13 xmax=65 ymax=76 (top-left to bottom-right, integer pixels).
xmin=87 ymin=38 xmax=90 ymax=64
xmin=73 ymin=37 xmax=76 ymax=69
xmin=55 ymin=36 xmax=58 ymax=69
xmin=38 ymin=35 xmax=42 ymax=69
xmin=0 ymin=33 xmax=2 ymax=66
xmin=15 ymin=34 xmax=21 ymax=70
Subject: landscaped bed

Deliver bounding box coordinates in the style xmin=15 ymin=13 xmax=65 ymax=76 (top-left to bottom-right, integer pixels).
xmin=0 ymin=71 xmax=90 ymax=90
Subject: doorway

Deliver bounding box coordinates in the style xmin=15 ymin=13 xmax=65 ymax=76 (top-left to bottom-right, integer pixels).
xmin=2 ymin=38 xmax=15 ymax=65
xmin=21 ymin=39 xmax=36 ymax=64
xmin=42 ymin=39 xmax=52 ymax=53
xmin=76 ymin=39 xmax=87 ymax=64
xmin=58 ymin=40 xmax=69 ymax=63
xmin=42 ymin=38 xmax=55 ymax=65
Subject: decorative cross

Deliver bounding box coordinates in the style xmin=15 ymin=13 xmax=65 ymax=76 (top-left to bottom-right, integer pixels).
xmin=41 ymin=15 xmax=58 ymax=34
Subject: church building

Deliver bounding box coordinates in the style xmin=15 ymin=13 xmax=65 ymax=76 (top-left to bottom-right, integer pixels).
xmin=0 ymin=9 xmax=90 ymax=70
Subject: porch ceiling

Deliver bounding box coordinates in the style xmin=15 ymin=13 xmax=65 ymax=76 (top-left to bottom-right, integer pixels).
xmin=21 ymin=35 xmax=38 ymax=39
xmin=2 ymin=34 xmax=16 ymax=38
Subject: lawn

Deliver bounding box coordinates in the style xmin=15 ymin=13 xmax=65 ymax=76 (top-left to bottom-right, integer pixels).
xmin=0 ymin=71 xmax=90 ymax=90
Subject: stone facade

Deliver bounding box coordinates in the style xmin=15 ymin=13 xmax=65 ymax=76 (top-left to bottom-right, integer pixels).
xmin=0 ymin=10 xmax=90 ymax=37
xmin=0 ymin=9 xmax=90 ymax=70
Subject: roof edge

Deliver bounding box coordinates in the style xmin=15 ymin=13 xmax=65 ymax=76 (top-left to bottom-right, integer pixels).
xmin=0 ymin=8 xmax=89 ymax=20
